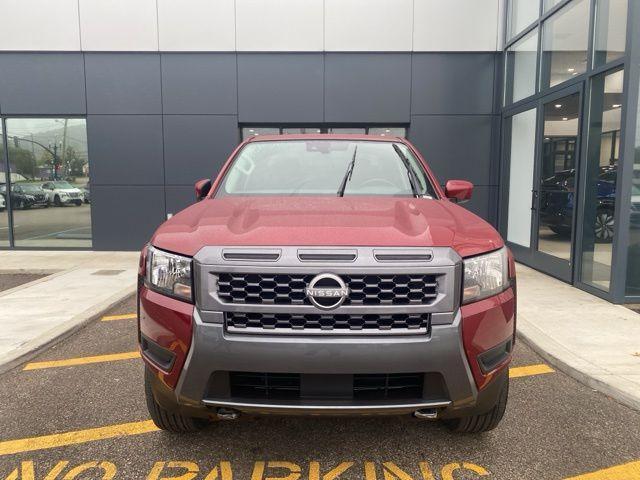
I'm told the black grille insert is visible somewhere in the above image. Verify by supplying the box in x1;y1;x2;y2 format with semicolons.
216;273;438;305
353;373;424;400
230;372;300;399
226;312;430;332
228;372;424;401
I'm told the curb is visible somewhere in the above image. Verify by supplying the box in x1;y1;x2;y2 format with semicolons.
516;320;640;412
0;284;136;375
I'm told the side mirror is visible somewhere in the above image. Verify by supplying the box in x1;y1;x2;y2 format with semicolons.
194;178;212;201
444;180;473;203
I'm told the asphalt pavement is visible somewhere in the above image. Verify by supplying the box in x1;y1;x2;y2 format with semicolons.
0;274;46;292
0;295;639;480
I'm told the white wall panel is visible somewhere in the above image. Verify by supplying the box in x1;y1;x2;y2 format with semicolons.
236;0;323;51
413;0;500;51
158;0;235;51
325;0;413;51
0;0;81;51
79;0;158;51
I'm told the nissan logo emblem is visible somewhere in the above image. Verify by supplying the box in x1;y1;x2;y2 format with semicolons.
305;273;350;311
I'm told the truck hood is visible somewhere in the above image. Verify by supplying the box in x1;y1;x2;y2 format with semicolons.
151;196;503;258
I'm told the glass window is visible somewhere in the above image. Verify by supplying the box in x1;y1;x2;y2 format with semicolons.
593;0;628;67
216;140;437;198
505;28;539;104
537;92;580;261
627;74;640;296
580;69;624;291
508;0;540;39
543;0;564;12
540;0;590;89
241;127;280;140
0;122;8;247
368;127;407;137
507;108;537;247
5;118;91;248
281;127;322;134
328;128;366;134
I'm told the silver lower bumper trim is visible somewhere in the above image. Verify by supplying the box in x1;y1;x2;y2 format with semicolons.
201;399;452;415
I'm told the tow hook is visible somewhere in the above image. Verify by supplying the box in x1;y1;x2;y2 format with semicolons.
413;408;439;420
216;408;240;420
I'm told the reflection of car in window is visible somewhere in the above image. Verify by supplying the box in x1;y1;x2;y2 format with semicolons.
41;181;84;207
0;193;5;212
0;184;36;210
13;183;49;208
539;166;617;243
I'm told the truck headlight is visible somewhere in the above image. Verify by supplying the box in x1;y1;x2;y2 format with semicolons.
462;247;509;304
145;245;193;302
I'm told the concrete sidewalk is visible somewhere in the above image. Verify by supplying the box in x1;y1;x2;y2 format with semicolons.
0;251;138;373
516;263;640;410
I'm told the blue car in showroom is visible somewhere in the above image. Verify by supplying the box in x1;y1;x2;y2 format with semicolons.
539;166;617;243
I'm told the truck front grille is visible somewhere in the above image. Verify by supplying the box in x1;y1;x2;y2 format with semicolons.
216;273;438;306
225;312;430;333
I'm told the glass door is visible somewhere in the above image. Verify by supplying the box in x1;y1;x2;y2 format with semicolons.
532;86;583;281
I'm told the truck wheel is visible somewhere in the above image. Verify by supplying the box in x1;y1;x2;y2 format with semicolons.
144;367;207;433
444;375;509;433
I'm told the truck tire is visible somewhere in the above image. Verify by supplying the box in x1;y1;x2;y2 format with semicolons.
444;375;509;433
144;367;208;433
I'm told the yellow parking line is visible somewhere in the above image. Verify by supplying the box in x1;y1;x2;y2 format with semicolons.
0;420;159;456
564;460;640;479
509;363;555;378
22;351;141;371
101;313;136;321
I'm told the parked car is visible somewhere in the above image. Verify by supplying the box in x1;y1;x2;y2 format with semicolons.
13;183;49;208
41;181;83;206
82;182;91;204
139;134;516;434
0;184;36;209
539;166;617;243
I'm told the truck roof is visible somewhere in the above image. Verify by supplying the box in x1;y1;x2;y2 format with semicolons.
245;133;405;143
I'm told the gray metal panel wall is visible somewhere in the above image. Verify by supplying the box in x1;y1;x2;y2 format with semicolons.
324;53;412;123
0;53;86;114
411;53;495;115
85;53;162;114
237;53;324;123
0;51;501;250
163;115;239;185
161;53;237;114
88;115;165;186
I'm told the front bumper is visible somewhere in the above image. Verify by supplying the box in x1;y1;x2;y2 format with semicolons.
141;294;514;419
177;309;475;416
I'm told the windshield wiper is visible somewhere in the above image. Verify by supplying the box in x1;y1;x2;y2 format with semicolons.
337;146;358;197
392;144;420;198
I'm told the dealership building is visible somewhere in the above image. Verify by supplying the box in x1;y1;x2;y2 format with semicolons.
0;0;638;303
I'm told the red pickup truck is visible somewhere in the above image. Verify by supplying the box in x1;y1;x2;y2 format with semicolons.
138;134;516;434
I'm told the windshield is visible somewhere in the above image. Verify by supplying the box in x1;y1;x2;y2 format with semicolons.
216;140;437;198
19;184;42;192
53;181;74;189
